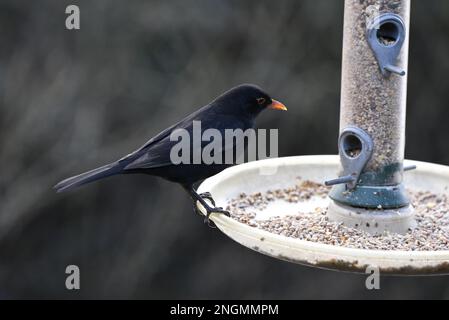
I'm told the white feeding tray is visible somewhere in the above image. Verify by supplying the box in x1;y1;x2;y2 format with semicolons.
197;155;449;275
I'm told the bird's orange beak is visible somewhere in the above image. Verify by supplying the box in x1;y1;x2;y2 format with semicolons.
269;99;287;111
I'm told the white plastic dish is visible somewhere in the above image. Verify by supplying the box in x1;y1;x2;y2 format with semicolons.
197;155;449;275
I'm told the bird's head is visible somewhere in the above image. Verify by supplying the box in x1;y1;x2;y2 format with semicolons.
213;84;287;119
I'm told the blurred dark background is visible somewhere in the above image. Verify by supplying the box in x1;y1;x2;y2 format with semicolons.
0;0;449;299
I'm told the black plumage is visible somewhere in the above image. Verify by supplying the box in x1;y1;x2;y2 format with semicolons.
54;84;286;224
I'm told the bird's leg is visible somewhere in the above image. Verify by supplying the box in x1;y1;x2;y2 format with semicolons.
198;192;215;207
183;186;230;228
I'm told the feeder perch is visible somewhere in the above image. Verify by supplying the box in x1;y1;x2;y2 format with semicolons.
196;0;449;275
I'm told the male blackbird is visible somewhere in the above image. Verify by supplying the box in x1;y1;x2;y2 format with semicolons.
54;84;287;225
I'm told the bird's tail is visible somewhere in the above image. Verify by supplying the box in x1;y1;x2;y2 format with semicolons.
53;163;122;193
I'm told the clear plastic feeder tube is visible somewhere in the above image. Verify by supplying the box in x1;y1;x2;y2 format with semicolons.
329;0;411;210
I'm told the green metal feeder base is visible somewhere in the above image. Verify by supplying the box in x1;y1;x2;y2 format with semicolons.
329;183;410;210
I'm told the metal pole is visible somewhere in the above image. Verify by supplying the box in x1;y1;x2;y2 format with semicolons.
326;0;415;234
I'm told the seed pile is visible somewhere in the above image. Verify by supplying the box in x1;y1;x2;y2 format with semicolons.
227;180;449;252
377;33;397;47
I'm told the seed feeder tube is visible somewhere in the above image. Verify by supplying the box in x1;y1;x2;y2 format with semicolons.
325;0;416;234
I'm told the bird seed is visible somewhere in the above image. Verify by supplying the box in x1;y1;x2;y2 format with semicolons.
226;180;449;252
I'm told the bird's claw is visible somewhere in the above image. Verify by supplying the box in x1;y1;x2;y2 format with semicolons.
199;192;216;206
203;207;231;228
192;192;216;216
190;190;230;228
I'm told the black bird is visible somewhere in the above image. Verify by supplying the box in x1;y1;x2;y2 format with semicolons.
54;84;287;224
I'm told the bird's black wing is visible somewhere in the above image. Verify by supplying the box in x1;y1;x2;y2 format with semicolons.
123;120;194;169
123;114;251;170
118;103;213;164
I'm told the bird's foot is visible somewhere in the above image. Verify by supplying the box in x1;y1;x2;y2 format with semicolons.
203;206;231;228
194;193;230;228
199;192;215;207
192;192;215;216
187;188;230;228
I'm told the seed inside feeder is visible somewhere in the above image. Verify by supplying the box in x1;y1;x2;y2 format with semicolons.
377;22;399;46
341;0;409;177
227;180;449;252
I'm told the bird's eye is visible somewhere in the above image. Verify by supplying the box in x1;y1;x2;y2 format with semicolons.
257;98;266;105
